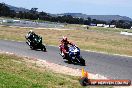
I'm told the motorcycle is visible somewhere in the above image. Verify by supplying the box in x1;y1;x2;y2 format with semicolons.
60;45;85;66
25;35;46;52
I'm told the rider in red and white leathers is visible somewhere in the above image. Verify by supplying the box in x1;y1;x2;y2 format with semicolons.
59;36;74;59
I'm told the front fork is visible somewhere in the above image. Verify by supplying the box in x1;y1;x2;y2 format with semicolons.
70;54;81;62
26;41;30;46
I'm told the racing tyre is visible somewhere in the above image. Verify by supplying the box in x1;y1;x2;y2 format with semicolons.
41;45;47;52
67;56;72;64
30;46;35;50
79;57;85;66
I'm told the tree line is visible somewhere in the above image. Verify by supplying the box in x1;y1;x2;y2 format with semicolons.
0;3;132;29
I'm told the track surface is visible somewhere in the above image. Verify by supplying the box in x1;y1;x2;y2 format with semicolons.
0;40;132;80
2;22;64;28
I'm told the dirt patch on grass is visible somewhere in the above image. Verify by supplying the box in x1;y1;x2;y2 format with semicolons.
25;58;108;79
0;51;107;80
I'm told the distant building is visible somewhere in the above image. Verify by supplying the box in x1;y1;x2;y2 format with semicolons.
109;25;116;28
104;25;109;28
2;20;7;23
13;20;20;23
120;31;132;36
97;24;104;27
2;19;14;23
90;23;96;26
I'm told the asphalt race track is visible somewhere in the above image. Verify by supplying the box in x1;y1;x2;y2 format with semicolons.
2;22;64;28
0;39;132;80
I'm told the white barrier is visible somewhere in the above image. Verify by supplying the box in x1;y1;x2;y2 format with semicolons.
120;31;132;35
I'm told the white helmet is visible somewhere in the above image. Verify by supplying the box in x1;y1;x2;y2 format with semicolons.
29;30;33;33
62;36;67;41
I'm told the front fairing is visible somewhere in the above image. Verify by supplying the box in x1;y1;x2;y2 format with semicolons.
34;36;42;44
69;46;80;57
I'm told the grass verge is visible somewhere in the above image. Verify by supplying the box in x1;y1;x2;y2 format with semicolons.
0;53;81;88
0;53;113;88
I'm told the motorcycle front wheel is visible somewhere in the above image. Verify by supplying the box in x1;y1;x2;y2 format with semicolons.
41;44;47;52
79;57;85;66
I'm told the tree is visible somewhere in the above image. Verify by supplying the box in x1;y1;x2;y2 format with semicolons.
0;3;11;16
1;2;131;29
28;8;39;20
110;20;116;25
30;8;38;14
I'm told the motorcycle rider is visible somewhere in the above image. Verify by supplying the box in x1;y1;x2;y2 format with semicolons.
59;36;74;59
26;30;38;46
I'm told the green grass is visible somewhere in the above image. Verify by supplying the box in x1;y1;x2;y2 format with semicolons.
0;54;113;88
0;54;80;88
64;24;86;29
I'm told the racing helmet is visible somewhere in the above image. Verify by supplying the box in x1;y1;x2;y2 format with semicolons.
29;30;35;34
29;30;33;33
62;36;67;42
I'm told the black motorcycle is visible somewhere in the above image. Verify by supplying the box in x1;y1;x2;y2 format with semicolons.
25;35;46;52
